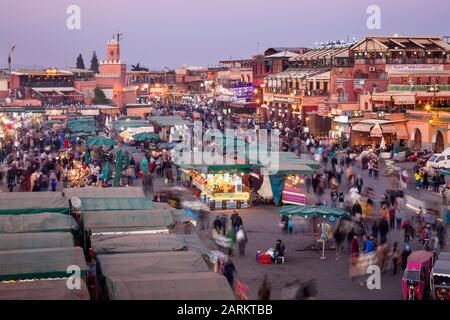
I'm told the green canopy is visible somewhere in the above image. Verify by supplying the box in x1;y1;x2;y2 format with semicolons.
278;205;349;219
113;120;149;131
0;213;78;234
178;163;254;174
0;233;74;251
118;115;141;121
81;210;175;234
133;132;160;142
84;149;91;165
86;136;118;147
149;115;192;127
80;198;156;211
437;169;450;176
46;120;64;125
103;161;111;181
69;132;91;138
124;151;130;169
0;247;87;281
0;193;70;215
113;150;123;187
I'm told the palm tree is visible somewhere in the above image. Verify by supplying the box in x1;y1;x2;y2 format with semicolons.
131;63;149;71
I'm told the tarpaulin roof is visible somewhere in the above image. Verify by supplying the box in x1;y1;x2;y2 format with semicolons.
0;193;69;215
0;213;78;234
262;163;315;175
149;116;192;127
81;198;156;211
179;163;254;174
0;279;90;300
0;232;74;251
97;251;209;278
91;233;209;256
63;187;145;199
0;247;87;281
82;210;175;234
105;272;235;300
278;205;349;219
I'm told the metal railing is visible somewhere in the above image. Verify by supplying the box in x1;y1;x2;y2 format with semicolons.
388;84;450;92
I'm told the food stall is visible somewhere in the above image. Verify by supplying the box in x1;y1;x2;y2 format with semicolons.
180;164;253;210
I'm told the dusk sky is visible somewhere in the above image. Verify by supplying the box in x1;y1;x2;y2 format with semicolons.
1;0;449;70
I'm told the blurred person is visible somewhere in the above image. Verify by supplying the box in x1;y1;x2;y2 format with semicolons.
257;275;271;300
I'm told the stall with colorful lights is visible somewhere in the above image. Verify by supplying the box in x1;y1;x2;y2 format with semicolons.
179;164;253;210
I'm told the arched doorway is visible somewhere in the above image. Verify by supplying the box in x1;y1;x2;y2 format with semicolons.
413;128;422;150
433;130;445;153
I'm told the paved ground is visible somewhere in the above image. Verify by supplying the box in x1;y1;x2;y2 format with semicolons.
2;150;448;300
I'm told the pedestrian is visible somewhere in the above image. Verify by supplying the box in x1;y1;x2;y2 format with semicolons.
223;259;236;287
390;242;400;275
415;170;422;190
389;206;395;230
351;235;360;264
334;225;344;259
330;189;338;208
257;275;271;300
379;218;389;245
305;174;312;194
230;210;243;234
394;196;404;230
338;189;344;209
236;226;247;256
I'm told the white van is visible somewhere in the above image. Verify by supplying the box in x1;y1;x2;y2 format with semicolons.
427;148;450;169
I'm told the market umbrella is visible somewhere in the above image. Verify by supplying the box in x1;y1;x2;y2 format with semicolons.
124;151;130;169
113;150;123;187
103;161;111;181
278;205;349;251
84;148;91;165
86;136;118;147
133;132;160;142
69;132;91;138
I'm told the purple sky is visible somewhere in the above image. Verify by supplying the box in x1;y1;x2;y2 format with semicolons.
1;0;449;70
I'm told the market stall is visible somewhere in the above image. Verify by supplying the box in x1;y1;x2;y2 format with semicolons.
0;193;70;215
79;197;156;212
0;232;74;251
0;279;90;300
89;233;209;256
81;210;175;236
0;213;78;234
278;205;349;251
63;186;145;199
0;247;87;281
104;272;235;300
180;164;253;210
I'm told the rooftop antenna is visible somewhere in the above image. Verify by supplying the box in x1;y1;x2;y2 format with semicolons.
8;45;16;72
257;41;260;55
115;32;123;42
444;36;450;44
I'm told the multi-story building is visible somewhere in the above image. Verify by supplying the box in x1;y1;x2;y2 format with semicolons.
351;36;450;151
263;43;352;127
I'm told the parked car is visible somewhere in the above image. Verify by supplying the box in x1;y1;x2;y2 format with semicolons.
427;148;450;169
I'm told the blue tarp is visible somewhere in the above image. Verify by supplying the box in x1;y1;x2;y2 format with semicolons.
269;175;286;206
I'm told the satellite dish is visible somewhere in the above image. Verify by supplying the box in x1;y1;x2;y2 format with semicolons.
5;97;11;104
71;196;82;209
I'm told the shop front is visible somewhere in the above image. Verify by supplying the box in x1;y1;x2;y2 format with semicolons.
180;164;252;210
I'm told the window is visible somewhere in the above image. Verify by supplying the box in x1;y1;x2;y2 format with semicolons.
447;155;450;160
437;156;445;162
323;82;328;92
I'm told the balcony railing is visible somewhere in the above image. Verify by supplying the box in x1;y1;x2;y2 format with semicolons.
355;57;448;65
388;84;450;92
